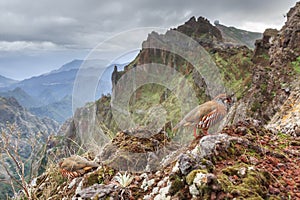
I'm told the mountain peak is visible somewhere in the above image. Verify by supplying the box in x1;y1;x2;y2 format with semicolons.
50;59;83;74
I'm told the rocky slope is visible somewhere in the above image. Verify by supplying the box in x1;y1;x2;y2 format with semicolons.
0;97;59;134
17;2;300;199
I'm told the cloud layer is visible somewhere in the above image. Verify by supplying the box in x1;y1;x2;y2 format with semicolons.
0;0;297;50
0;0;298;79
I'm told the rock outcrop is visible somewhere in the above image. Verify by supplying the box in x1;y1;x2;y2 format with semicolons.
228;2;300;125
176;16;223;47
270;2;300;67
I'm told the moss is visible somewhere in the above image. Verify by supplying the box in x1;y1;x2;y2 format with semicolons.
186;169;208;185
169;174;185;195
199;158;214;172
218;163;271;199
260;83;267;94
82;166;115;187
260;53;270;60
86;172;101;186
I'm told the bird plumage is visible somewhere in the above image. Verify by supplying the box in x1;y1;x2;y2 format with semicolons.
59;155;99;178
173;94;233;137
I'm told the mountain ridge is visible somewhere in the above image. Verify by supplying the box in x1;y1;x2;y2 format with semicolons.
0;75;18;88
215;22;262;49
0;60;128;123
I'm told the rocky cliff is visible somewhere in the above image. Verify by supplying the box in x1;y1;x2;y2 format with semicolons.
18;2;300;200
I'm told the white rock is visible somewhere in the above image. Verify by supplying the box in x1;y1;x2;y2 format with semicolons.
141;178;155;191
189;184;200;196
193;172;207;187
171;161;180;173
152;186;159;194
238;167;247;177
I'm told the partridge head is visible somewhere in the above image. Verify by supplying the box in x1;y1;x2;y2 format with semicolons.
58;155;99;178
173;93;233;137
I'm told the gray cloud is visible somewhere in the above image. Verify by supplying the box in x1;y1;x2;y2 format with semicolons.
0;0;297;48
0;0;298;79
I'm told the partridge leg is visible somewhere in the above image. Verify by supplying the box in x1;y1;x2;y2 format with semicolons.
193;127;198;138
203;129;208;135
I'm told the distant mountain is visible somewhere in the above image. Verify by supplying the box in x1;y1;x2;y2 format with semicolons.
49;59;83;73
214;22;262;49
0;87;40;107
4;59;127;105
29;95;72;124
49;59;106;74
10;67;77;105
0;60;128;123
0;96;59;135
0;75;18;88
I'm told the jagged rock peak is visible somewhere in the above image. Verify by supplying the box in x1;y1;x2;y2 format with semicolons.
176;16;223;43
184;16;211;26
185;16;196;24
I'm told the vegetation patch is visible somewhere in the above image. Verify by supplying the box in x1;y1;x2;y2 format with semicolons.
291;56;300;74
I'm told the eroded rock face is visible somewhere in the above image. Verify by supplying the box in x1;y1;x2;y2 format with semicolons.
228;3;300;125
270;2;300;67
267;88;300;136
252;28;278;65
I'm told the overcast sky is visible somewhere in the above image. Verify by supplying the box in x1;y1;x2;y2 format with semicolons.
0;0;298;80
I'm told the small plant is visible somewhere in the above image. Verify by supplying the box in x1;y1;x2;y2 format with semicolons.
291;56;300;74
113;172;134;187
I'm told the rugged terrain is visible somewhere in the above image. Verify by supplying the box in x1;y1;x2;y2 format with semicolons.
12;2;300;200
0;97;59;199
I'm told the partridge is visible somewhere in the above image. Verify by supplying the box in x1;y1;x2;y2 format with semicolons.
173;94;233;137
58;155;99;178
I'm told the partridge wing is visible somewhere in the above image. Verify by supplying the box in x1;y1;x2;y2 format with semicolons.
173;101;218;129
61;156;98;171
198;104;227;129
